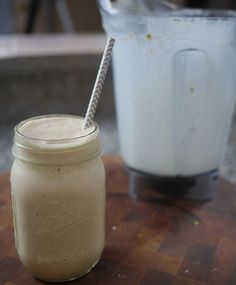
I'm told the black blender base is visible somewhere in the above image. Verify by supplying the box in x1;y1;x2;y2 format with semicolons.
128;167;219;201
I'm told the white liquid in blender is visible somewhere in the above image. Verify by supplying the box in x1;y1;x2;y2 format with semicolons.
112;15;236;176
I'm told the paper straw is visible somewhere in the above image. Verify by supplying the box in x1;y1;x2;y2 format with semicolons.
82;37;115;130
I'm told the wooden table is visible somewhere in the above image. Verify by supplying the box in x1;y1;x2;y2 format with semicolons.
1;156;236;285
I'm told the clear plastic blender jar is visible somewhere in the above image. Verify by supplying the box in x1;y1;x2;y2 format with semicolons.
98;0;236;199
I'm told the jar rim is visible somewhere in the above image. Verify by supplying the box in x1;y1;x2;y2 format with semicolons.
15;114;97;145
13;115;101;164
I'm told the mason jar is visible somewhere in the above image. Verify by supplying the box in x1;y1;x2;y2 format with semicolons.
10;115;106;282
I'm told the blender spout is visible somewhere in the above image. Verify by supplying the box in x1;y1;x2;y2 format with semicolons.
97;0;178;16
96;0;114;14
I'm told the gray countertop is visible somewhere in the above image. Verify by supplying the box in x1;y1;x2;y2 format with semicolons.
0;52;119;171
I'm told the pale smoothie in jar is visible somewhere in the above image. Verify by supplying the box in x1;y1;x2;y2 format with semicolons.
10;115;106;282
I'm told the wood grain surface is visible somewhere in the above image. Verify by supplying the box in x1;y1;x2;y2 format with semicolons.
0;155;236;285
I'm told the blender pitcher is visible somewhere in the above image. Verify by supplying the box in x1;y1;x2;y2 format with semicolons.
97;0;236;200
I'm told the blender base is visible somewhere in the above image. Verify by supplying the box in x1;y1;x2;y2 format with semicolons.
128;167;219;201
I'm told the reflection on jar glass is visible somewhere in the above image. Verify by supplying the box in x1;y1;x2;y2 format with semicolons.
10;115;106;282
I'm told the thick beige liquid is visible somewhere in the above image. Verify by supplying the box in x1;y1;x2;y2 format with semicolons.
11;116;105;282
19;116;93;140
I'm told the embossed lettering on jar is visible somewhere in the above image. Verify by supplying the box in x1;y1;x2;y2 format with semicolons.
10;115;106;282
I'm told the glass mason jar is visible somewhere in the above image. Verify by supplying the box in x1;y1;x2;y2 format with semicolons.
10;115;106;282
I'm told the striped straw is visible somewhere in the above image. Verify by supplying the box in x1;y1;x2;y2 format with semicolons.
82;37;115;130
